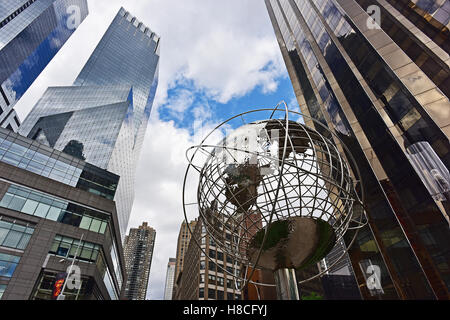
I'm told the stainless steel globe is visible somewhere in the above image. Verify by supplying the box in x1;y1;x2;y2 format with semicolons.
182;102;367;298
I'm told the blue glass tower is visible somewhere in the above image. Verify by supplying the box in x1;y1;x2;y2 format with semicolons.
19;7;161;237
0;0;89;131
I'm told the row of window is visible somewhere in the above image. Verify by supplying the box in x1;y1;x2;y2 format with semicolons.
277;0;352;136
0;184;109;234
50;235;121;300
354;0;449;98
0;217;34;250
0;252;20;279
0;136;83;185
103;267;119;300
0;0;37;29
110;242;123;290
0;131;118;200
32;271;93;301
384;0;450;53
49;235;101;263
276;0;447;297
199;287;241;300
268;0;404;299
203;260;237;274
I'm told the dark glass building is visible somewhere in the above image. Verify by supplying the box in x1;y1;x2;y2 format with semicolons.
265;0;450;299
0;0;88;130
19;7;160;237
0;127;126;300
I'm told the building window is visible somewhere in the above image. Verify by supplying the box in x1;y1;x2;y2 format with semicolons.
110;242;123;290
209;249;216;259
0;131;118;200
208;274;216;285
31;270;95;300
0;217;34;250
0;284;6;299
103;267;119;300
208;261;216;272
217;251;223;261
217;290;224;300
0;185;108;234
200;261;205;270
49;235;100;263
216;262;224;273
199;287;204;298
208;288;215;300
0;253;20;278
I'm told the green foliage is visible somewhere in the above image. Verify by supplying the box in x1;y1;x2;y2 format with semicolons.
301;292;323;300
250;220;290;251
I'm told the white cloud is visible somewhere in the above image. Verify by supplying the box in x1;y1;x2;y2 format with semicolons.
163;88;195;121
11;0;288;300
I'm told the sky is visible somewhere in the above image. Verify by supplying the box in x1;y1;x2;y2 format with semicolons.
13;0;298;300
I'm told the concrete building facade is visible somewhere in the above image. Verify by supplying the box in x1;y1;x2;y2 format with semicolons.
0;127;126;300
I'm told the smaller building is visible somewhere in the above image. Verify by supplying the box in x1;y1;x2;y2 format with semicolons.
164;258;176;300
176;220;243;300
123;222;156;300
173;219;197;298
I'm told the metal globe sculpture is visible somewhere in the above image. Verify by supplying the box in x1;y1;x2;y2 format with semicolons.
183;102;367;299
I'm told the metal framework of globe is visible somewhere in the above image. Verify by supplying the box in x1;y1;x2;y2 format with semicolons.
182;102;367;297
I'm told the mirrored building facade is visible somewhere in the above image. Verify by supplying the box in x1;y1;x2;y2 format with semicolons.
265;0;450;299
0;0;88;130
19;8;160;237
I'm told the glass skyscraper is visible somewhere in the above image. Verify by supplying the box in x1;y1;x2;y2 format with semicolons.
265;0;449;299
0;0;88;130
19;7;160;237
